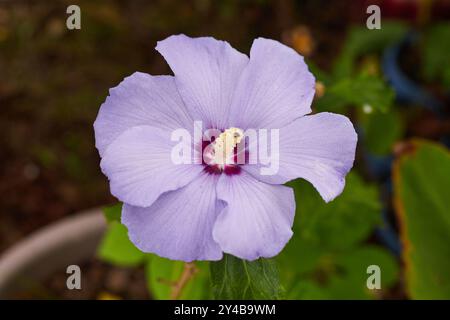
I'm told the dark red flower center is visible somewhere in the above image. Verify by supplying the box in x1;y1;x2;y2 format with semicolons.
201;128;248;176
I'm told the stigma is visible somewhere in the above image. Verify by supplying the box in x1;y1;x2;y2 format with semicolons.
212;127;244;169
202;127;244;174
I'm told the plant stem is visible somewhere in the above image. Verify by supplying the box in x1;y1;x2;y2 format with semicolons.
170;262;198;299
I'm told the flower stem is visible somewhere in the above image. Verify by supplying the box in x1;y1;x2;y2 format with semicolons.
170;262;198;299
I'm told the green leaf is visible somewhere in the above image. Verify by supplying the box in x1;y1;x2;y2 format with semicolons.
359;109;404;155
329;246;399;299
145;256;210;300
316;73;395;113
283;246;398;300
97;221;146;267
393;140;450;299
210;254;282;299
98;203;146;266
277;240;324;286
314;87;349;113
103;203;122;223
287;280;329;299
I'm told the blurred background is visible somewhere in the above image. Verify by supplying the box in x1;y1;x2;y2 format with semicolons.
0;0;449;299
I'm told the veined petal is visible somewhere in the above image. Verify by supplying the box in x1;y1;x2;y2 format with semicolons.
156;34;249;129
243;112;357;202
122;173;223;262
100;125;202;207
213;172;295;261
94;72;193;157
228;38;315;129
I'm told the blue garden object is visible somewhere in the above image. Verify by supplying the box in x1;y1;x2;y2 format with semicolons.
382;32;445;116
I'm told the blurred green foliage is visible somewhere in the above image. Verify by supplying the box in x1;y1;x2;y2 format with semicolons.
314;65;402;155
359;109;404;155
102;203;123;223
313;22;410;156
277;173;399;299
288;173;382;250
316;72;395;113
422;23;450;89
98;221;147;267
394;141;450;299
98;204;146;266
332;21;408;79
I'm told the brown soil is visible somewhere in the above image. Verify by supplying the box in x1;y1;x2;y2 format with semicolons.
7;259;150;300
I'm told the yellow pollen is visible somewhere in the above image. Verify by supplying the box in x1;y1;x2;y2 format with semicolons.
212;127;244;167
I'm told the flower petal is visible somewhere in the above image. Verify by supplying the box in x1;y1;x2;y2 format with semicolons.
156;34;249;129
94;72;193;157
122;173;223;262
228;38;315;129
100;125;203;207
213;172;295;261
243;112;357;202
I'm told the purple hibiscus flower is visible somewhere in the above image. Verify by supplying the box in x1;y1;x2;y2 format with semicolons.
94;35;357;262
